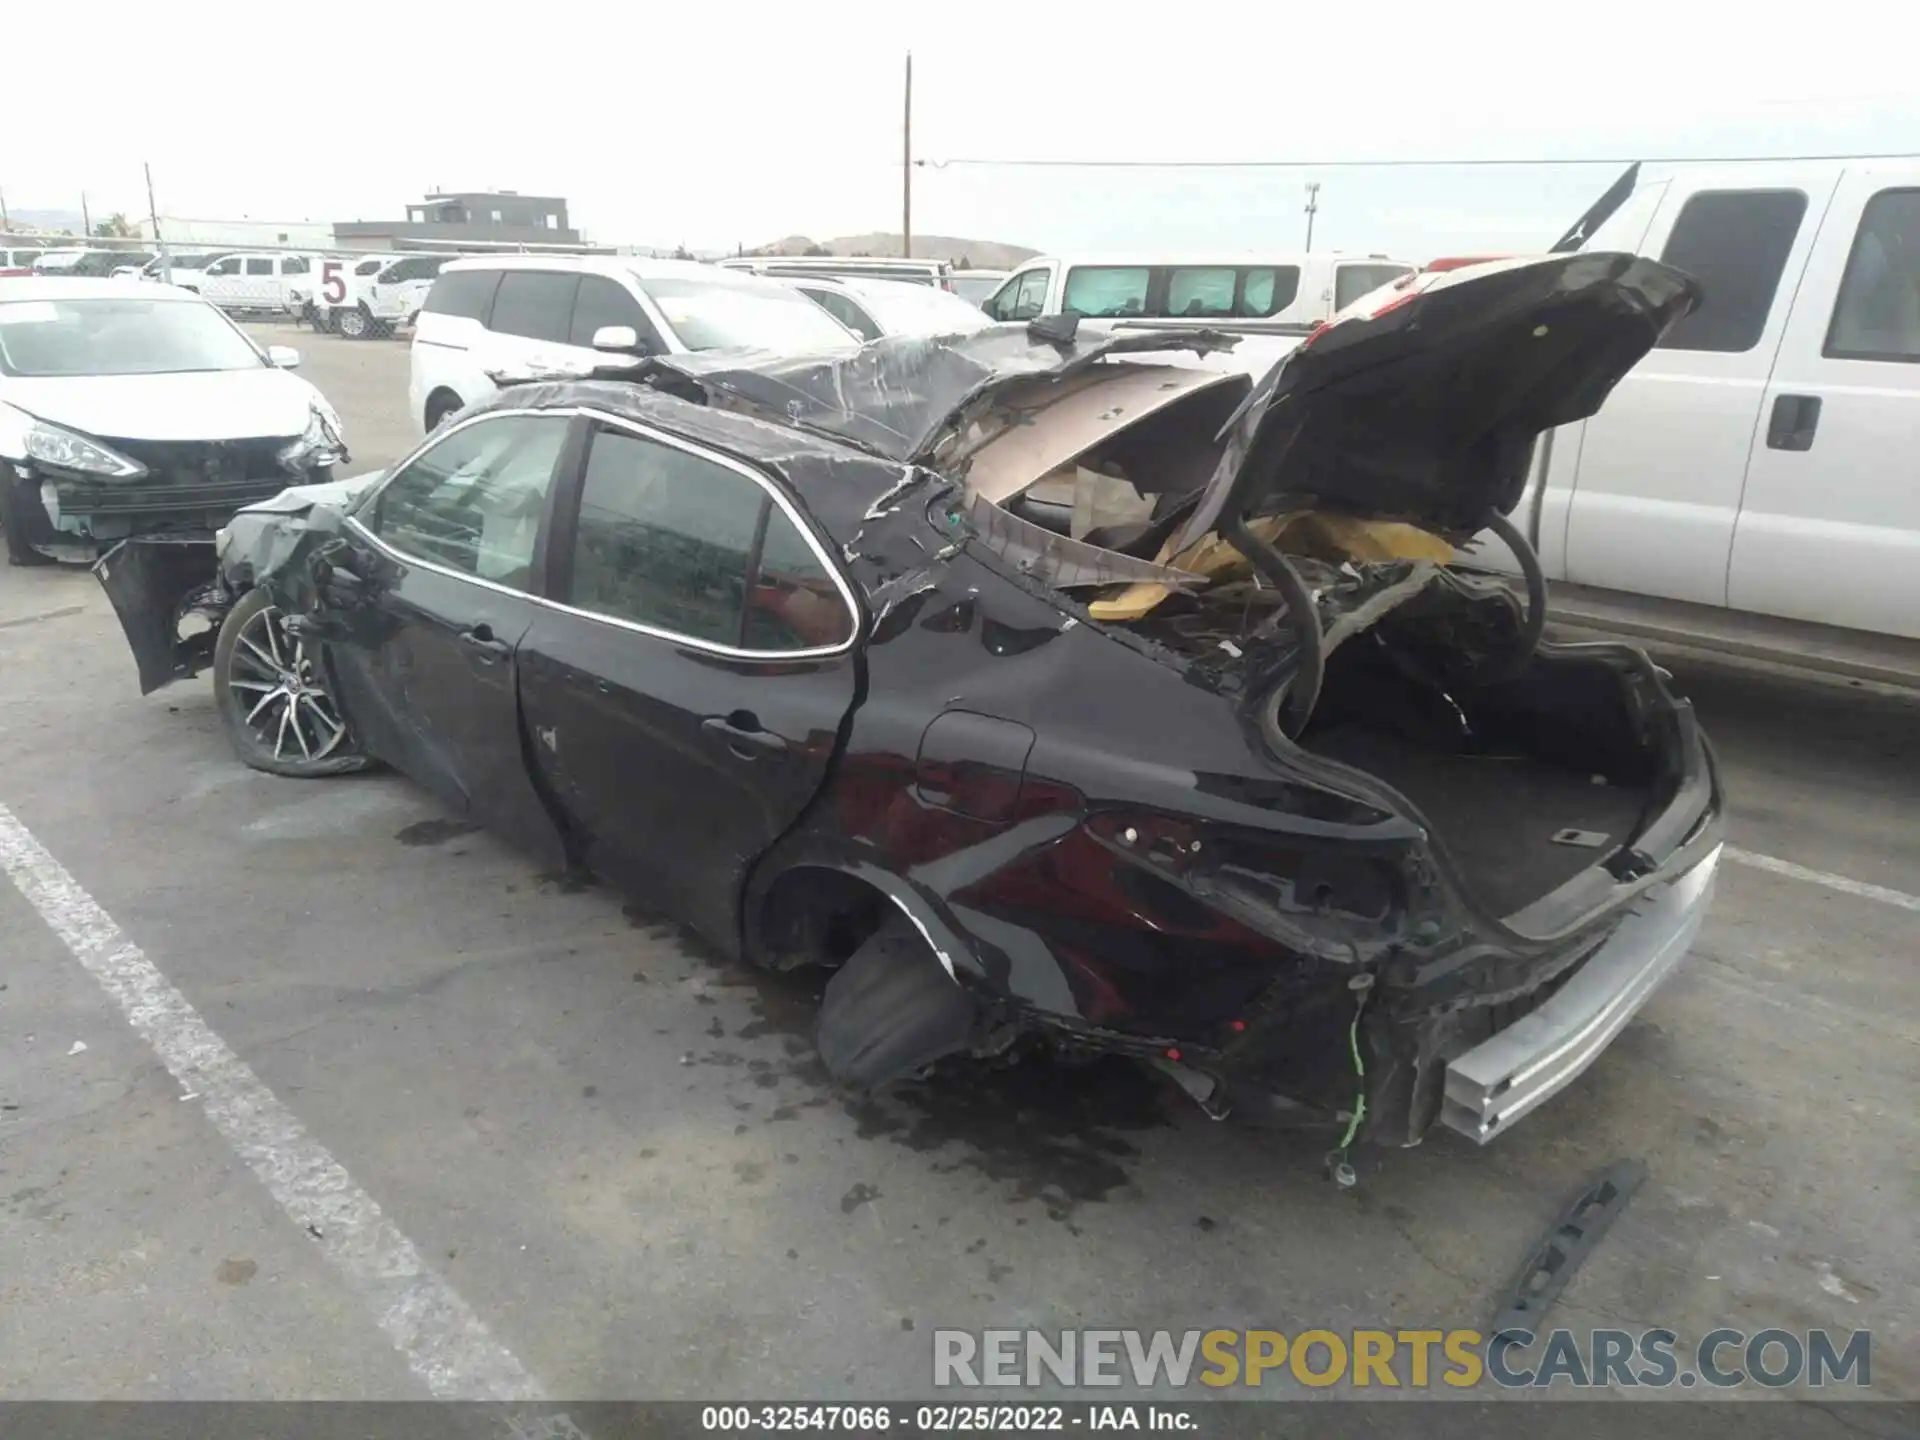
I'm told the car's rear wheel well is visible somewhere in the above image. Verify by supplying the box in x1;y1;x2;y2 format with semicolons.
751;867;894;972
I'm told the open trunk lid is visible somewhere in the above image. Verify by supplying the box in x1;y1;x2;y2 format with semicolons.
1172;252;1701;547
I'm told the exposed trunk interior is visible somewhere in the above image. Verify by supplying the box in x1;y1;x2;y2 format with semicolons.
1297;622;1669;918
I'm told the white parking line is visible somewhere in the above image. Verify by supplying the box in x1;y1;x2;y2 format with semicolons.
1727;846;1920;914
0;800;545;1401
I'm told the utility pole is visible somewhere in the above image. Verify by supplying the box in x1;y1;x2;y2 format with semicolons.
1303;181;1321;249
901;51;913;260
144;162;167;280
0;185;10;233
81;191;92;238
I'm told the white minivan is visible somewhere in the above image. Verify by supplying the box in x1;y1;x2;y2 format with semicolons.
197;252;322;314
408;255;860;433
1467;158;1920;678
980;253;1415;331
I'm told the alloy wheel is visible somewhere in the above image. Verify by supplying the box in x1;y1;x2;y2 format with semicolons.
225;602;349;763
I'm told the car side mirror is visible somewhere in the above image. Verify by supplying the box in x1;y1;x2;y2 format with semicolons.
591;324;648;355
266;345;301;369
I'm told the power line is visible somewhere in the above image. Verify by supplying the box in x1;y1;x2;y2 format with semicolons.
913;150;1920;171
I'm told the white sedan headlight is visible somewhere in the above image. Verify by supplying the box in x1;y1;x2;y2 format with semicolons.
22;420;147;480
278;402;347;471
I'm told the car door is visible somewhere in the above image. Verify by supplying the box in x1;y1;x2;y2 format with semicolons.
277;254;310;309
1560;170;1839;605
517;414;861;949
314;409;578;867
200;254;242;305
480;269;585;384
237;254;277;308
984;265;1053;321
1728;169;1920;637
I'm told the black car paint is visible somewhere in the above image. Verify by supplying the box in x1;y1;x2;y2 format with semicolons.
107;255;1721;1146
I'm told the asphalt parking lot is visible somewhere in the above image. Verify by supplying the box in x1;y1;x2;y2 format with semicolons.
1;322;1916;1404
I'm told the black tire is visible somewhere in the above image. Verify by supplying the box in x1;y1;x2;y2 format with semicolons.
213;588;371;778
338;304;373;340
424;392;463;432
0;477;57;567
815;919;978;1089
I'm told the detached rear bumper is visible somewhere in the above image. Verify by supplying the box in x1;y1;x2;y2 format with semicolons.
1441;844;1721;1143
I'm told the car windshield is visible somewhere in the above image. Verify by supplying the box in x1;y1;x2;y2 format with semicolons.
639;275;857;353
853;282;995;335
0;296;267;377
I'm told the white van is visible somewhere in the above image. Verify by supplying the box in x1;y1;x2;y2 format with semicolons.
197;252;322;314
1467;158;1920;684
407;254;858;433
980;253;1415;331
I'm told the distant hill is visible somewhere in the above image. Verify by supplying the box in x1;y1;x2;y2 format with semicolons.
2;208;86;237
749;232;1039;270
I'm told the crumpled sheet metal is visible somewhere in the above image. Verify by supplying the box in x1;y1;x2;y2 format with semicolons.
622;323;1240;464
965;492;1201;594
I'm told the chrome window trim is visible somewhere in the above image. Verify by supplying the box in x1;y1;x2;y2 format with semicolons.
344;404;863;663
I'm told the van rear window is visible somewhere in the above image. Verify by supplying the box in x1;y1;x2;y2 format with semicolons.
423;268;502;323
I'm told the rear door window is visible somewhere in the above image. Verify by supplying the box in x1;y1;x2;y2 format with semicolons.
244;257;274;277
1166;267;1236;318
566;425;852;652
1063;266;1150;317
1656;190;1808;353
1825;188;1920;362
424;268;501;322
487;271;580;343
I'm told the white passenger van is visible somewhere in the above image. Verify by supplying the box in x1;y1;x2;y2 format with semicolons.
979;253;1415;331
1468;158;1920;684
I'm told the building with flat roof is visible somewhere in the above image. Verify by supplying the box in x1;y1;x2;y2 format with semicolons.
334;191;584;251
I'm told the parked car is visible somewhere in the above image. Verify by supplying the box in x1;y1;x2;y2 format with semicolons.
0;247;47;277
33;248;147;279
0;278;346;573
948;268;1009;306
407;255;859;434
982;252;1416;334
98;253;1722;1159
197;252;323;315
718;255;955;289
1460;158;1920;686
136;252;223;292
302;252;454;338
786;273;994;339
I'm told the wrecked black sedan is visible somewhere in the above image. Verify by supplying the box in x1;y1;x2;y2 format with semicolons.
101;251;1723;1161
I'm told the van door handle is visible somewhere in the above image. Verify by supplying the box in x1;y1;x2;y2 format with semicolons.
1766;393;1822;451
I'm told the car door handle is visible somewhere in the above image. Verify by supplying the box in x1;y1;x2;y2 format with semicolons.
702;712;788;757
459;623;512;659
1766;393;1822;451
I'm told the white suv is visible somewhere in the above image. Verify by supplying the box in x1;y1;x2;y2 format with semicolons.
407;255;859;433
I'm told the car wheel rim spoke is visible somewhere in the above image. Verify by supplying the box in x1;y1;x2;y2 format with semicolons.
235;603;349;763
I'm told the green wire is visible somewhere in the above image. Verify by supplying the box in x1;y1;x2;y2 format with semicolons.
1335;989;1368;1153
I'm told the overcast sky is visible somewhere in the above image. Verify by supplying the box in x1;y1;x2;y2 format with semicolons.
8;0;1918;259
